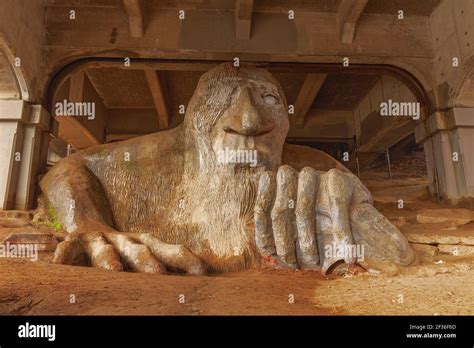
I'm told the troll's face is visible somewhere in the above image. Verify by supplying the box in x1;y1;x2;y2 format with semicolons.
184;63;289;172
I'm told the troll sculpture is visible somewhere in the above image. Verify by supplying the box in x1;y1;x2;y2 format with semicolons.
40;63;415;275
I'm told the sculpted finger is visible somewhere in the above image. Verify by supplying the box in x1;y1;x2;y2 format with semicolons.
270;165;298;268
53;238;88;266
345;172;373;205
80;232;123;271
139;234;206;275
317;169;355;274
254;171;277;256
105;233;166;274
350;203;416;267
295;167;320;269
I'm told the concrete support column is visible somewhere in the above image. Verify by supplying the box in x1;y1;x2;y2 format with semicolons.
0;100;52;210
415;108;474;206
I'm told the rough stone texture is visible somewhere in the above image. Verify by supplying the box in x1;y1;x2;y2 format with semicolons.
0;218;30;229
0;211;59;253
439;244;474;256
39;64;415;275
1;233;58;252
417;208;474;225
403;223;474;246
411;243;439;261
0;210;32;220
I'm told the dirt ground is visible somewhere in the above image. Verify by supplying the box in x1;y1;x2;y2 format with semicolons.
1;165;474;315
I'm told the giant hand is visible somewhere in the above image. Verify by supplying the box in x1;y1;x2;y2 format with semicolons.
255;166;416;274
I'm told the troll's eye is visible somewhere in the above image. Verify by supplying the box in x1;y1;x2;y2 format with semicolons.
262;93;279;106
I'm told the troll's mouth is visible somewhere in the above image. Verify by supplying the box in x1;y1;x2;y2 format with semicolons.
222;124;275;137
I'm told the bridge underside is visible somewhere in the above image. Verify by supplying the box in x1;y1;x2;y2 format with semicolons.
0;0;474;209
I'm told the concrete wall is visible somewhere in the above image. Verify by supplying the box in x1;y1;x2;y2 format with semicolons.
352;74;419;167
0;0;46;103
430;0;474;108
288;109;353;141
415;108;474;206
0;101;51;210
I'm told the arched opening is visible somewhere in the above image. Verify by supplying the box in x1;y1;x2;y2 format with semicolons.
0;34;29;101
43;58;431;171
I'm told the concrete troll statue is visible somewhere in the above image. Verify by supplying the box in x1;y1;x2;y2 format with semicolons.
40;63;416;276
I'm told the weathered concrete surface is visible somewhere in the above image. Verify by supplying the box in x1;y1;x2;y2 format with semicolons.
0;0;46;102
0;101;52;210
416;108;474;205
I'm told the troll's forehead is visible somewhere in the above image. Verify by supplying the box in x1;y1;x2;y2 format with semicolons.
199;63;280;87
186;63;285;132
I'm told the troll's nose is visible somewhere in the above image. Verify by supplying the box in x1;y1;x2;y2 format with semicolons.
223;87;275;136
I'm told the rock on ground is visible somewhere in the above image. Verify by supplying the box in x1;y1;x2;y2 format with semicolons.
417;208;474;225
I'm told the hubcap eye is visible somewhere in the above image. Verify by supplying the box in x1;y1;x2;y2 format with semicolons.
262;93;279;106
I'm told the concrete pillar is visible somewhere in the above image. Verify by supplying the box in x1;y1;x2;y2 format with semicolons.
415;108;474;206
0;100;52;210
0;100;26;210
